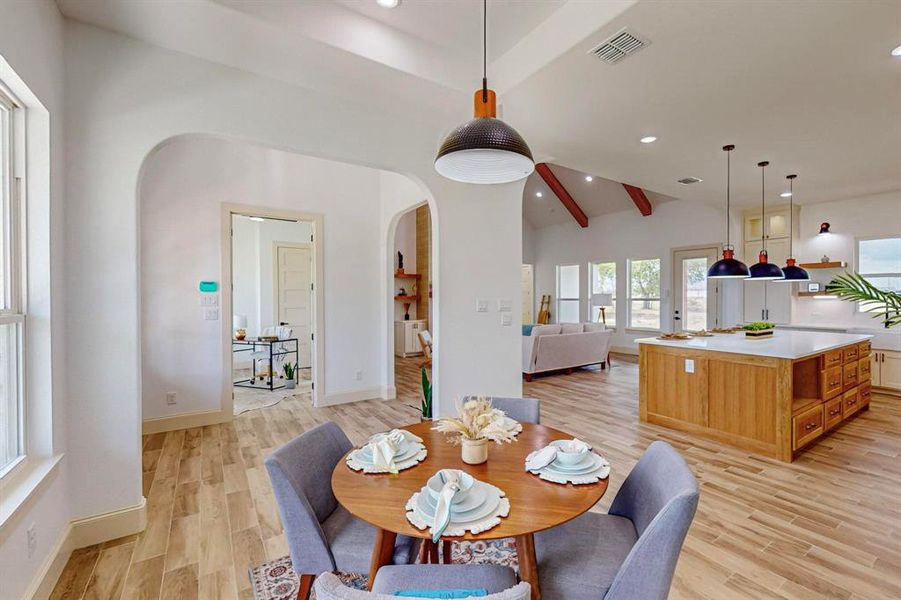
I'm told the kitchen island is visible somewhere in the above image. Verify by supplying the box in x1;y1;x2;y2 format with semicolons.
637;330;873;462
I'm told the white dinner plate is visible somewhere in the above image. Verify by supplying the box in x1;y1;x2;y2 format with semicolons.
423;482;488;514
545;453;606;475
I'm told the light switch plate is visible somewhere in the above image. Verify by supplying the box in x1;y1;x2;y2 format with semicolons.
685;359;694;373
497;299;513;312
501;313;512;326
476;299;489;313
200;294;219;306
203;307;220;321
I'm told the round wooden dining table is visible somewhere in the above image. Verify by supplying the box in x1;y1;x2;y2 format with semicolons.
331;421;609;600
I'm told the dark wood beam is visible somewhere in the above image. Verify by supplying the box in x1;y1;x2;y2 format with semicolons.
535;163;589;228
622;184;653;216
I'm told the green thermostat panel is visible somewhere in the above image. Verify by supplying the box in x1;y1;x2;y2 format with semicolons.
199;281;218;293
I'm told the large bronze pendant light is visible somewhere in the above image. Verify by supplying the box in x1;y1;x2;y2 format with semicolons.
434;0;534;184
776;174;810;282
747;161;785;280
708;144;751;278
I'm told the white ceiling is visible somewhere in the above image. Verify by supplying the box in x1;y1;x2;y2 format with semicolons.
57;0;901;217
523;163;675;228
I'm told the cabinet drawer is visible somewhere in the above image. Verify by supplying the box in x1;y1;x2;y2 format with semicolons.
843;362;858;390
822;366;843;399
857;341;871;358
824;397;843;431
858;358;871;383
843;345;859;364
842;388;860;417
859;384;871;408
823;349;843;368
793;404;824;450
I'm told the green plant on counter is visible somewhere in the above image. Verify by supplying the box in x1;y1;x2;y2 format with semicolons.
826;271;901;329
420;367;432;420
742;321;775;331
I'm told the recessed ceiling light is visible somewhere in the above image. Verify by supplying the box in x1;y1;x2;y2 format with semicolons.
376;0;400;7
640;136;657;144
780;192;792;198
585;175;594;182
249;216;265;222
536;191;543;198
892;44;901;57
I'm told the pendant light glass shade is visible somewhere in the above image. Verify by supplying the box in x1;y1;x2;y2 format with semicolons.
708;144;751;278
748;161;784;280
434;0;534;184
776;174;809;282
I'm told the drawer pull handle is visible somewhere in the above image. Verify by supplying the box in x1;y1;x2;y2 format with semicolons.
829;409;841;416
805;423;817;431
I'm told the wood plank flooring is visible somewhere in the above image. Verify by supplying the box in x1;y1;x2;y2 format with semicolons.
52;355;901;600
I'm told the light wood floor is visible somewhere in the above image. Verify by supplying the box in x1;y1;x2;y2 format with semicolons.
52;355;901;600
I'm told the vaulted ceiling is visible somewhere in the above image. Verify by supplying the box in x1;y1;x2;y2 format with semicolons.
58;0;901;218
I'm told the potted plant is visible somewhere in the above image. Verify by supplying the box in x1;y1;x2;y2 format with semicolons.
420;367;432;421
282;362;297;389
742;321;775;337
826;272;900;329
433;397;516;465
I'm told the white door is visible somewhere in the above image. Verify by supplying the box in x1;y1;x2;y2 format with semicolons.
521;264;534;324
276;243;313;368
672;247;719;332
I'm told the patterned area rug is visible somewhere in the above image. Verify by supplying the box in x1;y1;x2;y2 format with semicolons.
249;539;518;600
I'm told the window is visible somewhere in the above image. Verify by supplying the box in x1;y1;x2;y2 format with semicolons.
589;261;616;327
555;264;580;323
0;87;23;476
628;258;661;330
857;236;901;311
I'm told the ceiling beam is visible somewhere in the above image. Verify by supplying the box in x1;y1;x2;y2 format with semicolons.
622;184;653;216
535;163;589;228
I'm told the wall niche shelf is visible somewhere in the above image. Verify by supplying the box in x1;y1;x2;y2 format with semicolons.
799;261;847;269
797;291;836;298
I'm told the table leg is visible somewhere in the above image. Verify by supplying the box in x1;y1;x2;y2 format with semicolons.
368;528;397;590
442;540;452;564
515;534;541;600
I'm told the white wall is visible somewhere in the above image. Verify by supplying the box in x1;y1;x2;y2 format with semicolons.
532;200;744;351
232;216;261;337
0;1;69;598
141;136;391;419
64;21;523;532
393;209;418;320
792;190;901;331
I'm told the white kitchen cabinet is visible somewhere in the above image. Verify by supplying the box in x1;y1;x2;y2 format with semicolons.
742;278;791;324
395;319;427;358
742;208;794;325
873;350;901;392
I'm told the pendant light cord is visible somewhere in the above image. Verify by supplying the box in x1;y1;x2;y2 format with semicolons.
726;149;731;247
482;0;488;103
760;162;767;254
788;177;793;257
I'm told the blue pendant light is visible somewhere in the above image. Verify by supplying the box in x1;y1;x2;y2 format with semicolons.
708;144;751;278
748;161;785;280
777;174;810;282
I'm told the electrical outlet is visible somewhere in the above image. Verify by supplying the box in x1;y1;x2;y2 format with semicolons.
500;313;512;326
497;299;513;312
355;370;363;381
475;299;489;313
27;523;36;558
200;294;219;306
166;392;177;405
203;307;220;320
685;359;695;374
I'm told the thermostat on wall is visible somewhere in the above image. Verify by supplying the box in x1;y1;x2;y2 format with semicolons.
199;281;219;293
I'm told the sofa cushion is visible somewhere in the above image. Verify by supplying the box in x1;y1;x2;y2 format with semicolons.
521;324;535;337
559;323;584;334
582;322;608;332
530;325;561;337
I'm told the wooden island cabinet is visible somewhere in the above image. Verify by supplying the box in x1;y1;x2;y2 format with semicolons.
638;331;873;462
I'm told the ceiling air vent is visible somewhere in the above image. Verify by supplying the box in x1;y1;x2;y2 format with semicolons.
677;177;703;185
588;28;649;64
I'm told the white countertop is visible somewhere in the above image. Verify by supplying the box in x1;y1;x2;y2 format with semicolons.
637;329;873;360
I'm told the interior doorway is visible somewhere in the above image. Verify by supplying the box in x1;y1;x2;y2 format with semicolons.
672;246;719;332
230;213;316;414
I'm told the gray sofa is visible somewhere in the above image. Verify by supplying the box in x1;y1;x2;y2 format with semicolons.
522;323;613;380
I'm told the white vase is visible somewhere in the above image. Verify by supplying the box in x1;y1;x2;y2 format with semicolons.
461;437;488;465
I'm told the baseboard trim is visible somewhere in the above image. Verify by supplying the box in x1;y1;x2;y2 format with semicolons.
26;499;147;599
611;346;638;356
319;386;386;407
383;385;397;400
143;409;231;435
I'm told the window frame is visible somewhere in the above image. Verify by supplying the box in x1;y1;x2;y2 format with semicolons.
626;257;662;332
855;235;901;315
0;84;26;481
555;263;581;324
588;260;617;330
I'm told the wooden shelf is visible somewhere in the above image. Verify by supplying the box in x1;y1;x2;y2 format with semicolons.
797;291;835;297
394;295;418;301
394;273;421;279
798;261;846;269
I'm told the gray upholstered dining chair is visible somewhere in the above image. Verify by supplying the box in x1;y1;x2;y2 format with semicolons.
314;567;531;599
265;422;418;600
534;441;699;600
464;396;541;424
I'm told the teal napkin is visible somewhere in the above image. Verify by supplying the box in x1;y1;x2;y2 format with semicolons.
394;590;488;598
